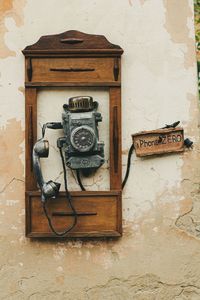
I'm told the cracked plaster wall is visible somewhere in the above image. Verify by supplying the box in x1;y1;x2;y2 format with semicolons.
0;0;200;299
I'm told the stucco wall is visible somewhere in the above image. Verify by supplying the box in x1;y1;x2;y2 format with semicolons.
0;0;200;299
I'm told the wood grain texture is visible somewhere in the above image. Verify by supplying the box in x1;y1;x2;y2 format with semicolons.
25;82;121;87
27;58;32;81
113;57;120;81
109;87;122;190
25;88;38;236
26;191;122;238
25;57;121;83
25;88;37;190
22;30;123;56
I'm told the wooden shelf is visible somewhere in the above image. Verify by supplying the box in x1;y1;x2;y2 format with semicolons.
26;190;122;238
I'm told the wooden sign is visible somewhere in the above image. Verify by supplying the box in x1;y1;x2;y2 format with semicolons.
132;127;184;157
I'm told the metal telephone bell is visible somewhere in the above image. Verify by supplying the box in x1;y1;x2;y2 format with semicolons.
32;96;105;235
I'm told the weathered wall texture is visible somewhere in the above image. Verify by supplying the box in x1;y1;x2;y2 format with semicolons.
0;0;199;299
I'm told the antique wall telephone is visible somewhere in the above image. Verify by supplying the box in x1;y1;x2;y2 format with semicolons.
23;31;193;238
33;96;105;236
23;30;123;238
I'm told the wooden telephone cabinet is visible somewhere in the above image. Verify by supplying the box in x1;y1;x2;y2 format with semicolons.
23;30;123;237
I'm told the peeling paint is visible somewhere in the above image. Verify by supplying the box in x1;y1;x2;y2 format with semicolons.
0;119;24;235
140;0;146;5
18;86;25;95
0;0;26;58
175;89;200;238
86;274;200;300
163;0;196;69
128;0;133;6
0;0;199;298
128;0;146;6
0;118;24;193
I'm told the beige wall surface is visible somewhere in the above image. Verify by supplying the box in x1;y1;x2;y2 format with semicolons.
0;0;200;299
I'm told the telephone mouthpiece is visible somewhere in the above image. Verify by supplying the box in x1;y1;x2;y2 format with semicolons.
42;181;61;199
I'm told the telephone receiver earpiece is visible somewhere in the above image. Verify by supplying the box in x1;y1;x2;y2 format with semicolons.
33;139;61;201
33;139;49;157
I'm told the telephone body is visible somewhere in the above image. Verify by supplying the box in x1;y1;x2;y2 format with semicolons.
32;96;105;235
62;96;104;172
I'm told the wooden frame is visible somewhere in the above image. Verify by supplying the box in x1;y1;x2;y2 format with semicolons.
23;30;123;238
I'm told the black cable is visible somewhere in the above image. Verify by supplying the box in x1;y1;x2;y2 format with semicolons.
122;144;134;190
122;121;180;189
41;122;135;232
42;123;47;138
76;170;86;191
42;148;77;236
41;123;77;236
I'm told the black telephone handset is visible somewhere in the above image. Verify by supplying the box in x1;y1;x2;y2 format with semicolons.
33;133;61;202
33;96;105;236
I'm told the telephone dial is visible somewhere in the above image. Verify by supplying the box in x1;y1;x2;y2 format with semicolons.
33;96;105;236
